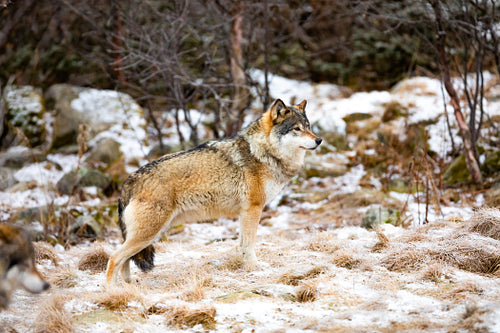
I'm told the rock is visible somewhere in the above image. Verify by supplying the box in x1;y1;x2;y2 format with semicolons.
46;84;143;150
69;216;102;242
0;167;17;190
57;167;111;195
0;147;46;168
303;152;348;178
85;138;122;167
443;155;470;186
482;150;500;177
387;177;411;193
3;85;46;147
16;206;50;224
361;207;400;229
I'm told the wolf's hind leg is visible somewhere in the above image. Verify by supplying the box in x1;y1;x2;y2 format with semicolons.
120;259;131;283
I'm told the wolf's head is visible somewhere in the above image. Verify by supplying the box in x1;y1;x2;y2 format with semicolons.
0;224;50;309
264;99;322;156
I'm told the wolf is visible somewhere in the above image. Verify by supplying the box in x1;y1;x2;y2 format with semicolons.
106;99;322;284
0;223;50;309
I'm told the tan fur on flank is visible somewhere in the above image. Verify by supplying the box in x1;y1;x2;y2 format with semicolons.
106;99;322;284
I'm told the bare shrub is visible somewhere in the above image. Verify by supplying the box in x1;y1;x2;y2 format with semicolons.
33;295;74;333
466;208;500;241
77;244;110;273
166;305;216;330
34;241;59;266
97;286;142;311
279;266;326;286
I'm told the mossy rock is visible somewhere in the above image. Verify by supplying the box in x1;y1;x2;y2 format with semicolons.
4;86;46;147
482;150;500;176
443;155;470;186
56;167;111;195
387;177;411;193
361;207;400;229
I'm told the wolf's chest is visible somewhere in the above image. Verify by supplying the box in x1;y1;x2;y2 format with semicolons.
264;179;286;204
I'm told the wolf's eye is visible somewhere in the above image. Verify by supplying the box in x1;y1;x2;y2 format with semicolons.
294;126;301;131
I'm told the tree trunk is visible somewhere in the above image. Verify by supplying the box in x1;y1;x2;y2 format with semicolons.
227;4;248;136
431;0;483;184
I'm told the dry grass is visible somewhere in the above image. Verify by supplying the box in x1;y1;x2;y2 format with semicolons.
466;207;500;240
50;268;79;289
372;229;390;252
166;305;216;330
296;282;318;303
34;241;59;266
306;232;342;253
332;249;363;269
77;244;110;273
278;266;326;286
448;303;491;333
97;286;142;311
420;261;449;283
32;295;74;333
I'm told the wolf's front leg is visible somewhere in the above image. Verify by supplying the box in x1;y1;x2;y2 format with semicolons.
239;205;263;269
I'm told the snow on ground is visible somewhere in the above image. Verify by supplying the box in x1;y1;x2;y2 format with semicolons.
1;72;500;332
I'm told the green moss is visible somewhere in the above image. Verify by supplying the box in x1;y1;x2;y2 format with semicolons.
443;155;470;186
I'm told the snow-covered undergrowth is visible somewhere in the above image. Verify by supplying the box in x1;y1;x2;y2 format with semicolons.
1;72;500;332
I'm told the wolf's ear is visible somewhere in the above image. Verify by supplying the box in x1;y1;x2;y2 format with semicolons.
270;99;288;121
295;100;307;113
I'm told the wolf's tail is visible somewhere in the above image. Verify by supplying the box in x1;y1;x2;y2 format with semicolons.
117;198;155;272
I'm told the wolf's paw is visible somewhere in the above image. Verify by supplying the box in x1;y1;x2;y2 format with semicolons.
243;259;269;271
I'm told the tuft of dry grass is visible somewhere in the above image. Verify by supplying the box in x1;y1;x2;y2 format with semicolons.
77;244;110;273
166;305;216;330
296;283;318;303
332;249;363;269
420;261;449;283
445;282;484;301
466;207;500;240
32;295;74;333
279;266;326;286
306;232;342;253
372;229;390;252
50;269;79;289
448;303;491;333
382;229;500;275
34;241;59;266
97;286;142;311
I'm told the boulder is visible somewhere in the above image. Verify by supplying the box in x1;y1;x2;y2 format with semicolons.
0;147;46;168
443;155;470;186
0;167;17;190
46;84;143;150
361;206;400;229
85;138;122;167
3;85;46;147
69;216;102;243
57;167;111;195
